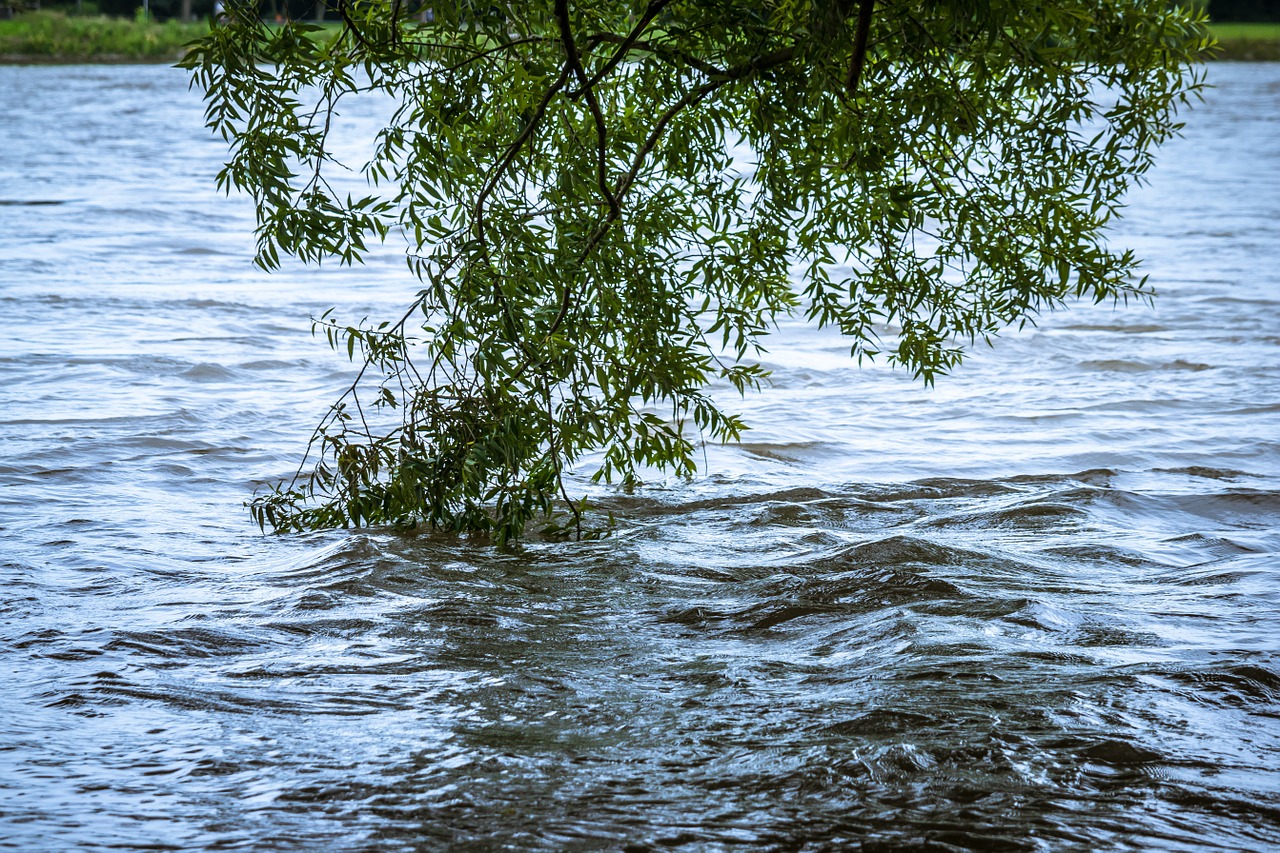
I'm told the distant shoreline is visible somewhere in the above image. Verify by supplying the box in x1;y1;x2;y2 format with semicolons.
0;53;188;64
0;12;207;64
1;14;1278;65
1211;23;1280;61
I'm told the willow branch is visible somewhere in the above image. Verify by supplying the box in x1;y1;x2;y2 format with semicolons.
540;45;800;343
555;0;619;218
567;0;673;98
443;36;552;73
845;0;876;95
334;0;371;52
473;64;573;238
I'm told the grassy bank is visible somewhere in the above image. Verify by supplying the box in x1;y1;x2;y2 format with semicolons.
3;11;1280;64
0;11;207;62
1209;22;1280;61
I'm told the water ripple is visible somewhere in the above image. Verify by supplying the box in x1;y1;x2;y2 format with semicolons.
1;62;1279;852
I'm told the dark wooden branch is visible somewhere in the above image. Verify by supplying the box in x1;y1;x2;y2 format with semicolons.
539;45;800;343
334;0;371;52
443;36;550;73
567;0;673;99
555;0;619;218
583;33;726;79
473;64;573;238
845;0;876;95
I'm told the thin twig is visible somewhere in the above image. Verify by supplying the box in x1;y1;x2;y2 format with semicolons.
586;33;726;79
536;45;799;352
567;0;673;98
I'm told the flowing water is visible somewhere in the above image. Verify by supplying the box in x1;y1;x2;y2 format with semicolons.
1;63;1278;851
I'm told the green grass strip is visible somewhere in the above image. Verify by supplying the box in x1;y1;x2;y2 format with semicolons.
4;12;1280;64
1209;22;1280;61
0;11;208;62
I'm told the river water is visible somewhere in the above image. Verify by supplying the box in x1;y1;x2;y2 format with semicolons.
0;63;1277;851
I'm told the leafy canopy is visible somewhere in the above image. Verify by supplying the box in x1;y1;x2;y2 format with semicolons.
182;0;1210;543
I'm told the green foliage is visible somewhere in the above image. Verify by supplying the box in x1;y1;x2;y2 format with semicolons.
1209;22;1280;59
0;10;206;58
182;0;1209;544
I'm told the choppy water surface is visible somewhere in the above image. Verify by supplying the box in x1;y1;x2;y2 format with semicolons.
1;63;1278;851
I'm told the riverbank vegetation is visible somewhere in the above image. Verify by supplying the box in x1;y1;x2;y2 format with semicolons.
1210;22;1280;60
0;10;206;61
3;8;1278;64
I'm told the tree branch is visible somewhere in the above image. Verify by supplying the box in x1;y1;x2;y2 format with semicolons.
567;0;673;98
540;45;800;343
473;64;573;239
555;0;620;218
334;0;371;52
584;33;726;79
845;0;876;95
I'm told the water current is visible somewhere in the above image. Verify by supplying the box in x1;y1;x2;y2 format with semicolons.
1;63;1278;851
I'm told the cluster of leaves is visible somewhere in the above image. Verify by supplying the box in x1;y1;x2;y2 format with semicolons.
182;0;1210;544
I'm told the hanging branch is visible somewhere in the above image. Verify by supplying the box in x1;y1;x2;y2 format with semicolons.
846;0;876;95
567;0;674;98
555;0;620;218
334;0;372;51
